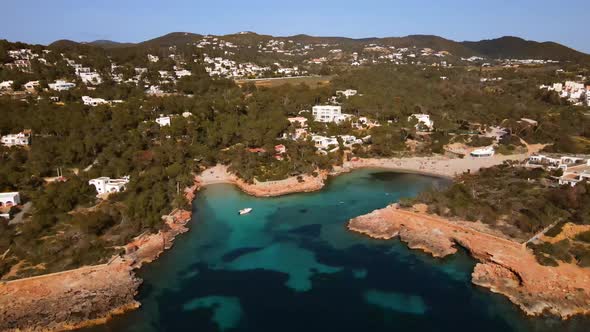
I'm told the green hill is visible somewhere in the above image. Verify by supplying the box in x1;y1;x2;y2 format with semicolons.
44;32;590;63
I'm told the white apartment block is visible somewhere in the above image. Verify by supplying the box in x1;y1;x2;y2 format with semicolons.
89;176;130;196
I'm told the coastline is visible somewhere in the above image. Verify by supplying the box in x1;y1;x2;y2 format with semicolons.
347;204;590;319
0;202;195;331
195;152;525;197
0;153;538;331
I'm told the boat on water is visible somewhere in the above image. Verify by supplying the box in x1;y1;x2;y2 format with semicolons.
239;208;253;215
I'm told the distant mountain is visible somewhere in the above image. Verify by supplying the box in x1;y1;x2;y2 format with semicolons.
461;36;590;62
48;32;590;63
138;32;203;48
48;39;83;49
87;40;135;49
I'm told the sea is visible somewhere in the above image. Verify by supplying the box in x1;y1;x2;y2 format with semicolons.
86;169;590;332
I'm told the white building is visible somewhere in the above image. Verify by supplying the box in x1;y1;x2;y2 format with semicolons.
89;176;130;196
1;131;30;147
311;135;339;149
49;80;76;91
82;96;108;107
527;154;586;171
336;89;358;98
146;85;164;95
338;135;363;147
470;146;495;158
0;81;13;90
156;115;171;127
24;81;40;91
78;72;102;85
409;114;434;131
312;105;341;122
148;54;160;62
311;105;353;123
0;192;20;207
175;69;192;78
557;161;590;187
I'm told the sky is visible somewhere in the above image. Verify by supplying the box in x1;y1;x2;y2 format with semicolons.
1;0;589;53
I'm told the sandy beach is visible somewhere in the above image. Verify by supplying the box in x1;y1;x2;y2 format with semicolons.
196;164;328;197
196;151;530;198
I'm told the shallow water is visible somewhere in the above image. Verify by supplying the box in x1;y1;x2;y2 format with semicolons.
87;170;590;332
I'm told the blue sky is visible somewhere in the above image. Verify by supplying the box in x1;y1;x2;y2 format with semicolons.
2;0;589;53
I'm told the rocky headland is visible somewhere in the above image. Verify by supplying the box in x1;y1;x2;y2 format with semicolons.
348;204;590;318
0;208;193;331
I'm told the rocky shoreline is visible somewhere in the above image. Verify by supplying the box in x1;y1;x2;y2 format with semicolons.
0;207;193;332
347;204;590;319
0;155;561;331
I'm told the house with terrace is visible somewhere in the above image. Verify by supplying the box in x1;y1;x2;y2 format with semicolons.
557;161;590;187
89;176;130;196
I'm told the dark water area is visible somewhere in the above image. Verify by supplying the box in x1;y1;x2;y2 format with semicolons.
86;170;590;332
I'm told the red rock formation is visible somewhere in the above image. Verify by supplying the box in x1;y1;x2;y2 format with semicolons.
348;205;590;318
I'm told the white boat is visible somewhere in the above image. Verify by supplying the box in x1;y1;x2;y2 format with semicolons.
238;208;253;215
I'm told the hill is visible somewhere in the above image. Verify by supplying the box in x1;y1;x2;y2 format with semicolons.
461;36;590;62
138;32;203;48
87;40;136;49
47;32;590;63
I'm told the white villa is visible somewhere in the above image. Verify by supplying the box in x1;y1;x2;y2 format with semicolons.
89;176;130;196
1;131;30;147
557;161;590;187
0;192;20;207
311;135;339;150
82;96;108;107
470;146;495;157
527;154;586;171
156;115;171;127
49;80;76;91
409;114;434;131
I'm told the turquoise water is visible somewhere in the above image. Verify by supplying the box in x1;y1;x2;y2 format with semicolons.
87;170;590;332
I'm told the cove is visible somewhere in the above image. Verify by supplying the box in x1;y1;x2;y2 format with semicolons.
86;169;590;332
